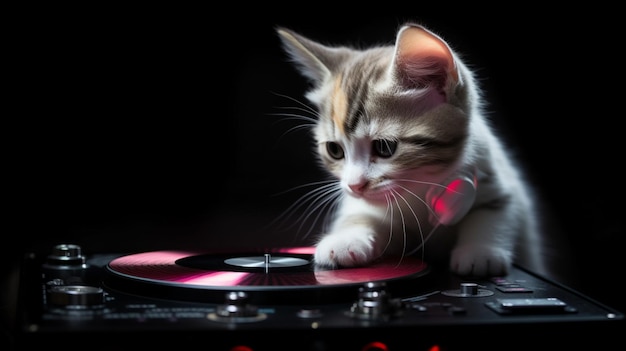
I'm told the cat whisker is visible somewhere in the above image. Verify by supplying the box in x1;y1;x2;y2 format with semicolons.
382;193;396;258
293;185;343;239
394;183;443;256
395;183;440;222
271;92;319;116
268;180;341;240
404;223;441;259
267;112;317;126
395;178;446;188
271;179;336;197
396;178;466;195
267;93;320;143
386;191;408;267
267;112;316;142
390;188;430;266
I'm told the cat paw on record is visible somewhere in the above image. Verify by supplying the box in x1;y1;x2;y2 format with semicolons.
313;227;380;268
276;22;546;278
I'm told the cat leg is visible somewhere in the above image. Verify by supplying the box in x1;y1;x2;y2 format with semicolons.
449;207;518;276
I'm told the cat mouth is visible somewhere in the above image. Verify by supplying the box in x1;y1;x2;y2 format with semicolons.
346;184;394;203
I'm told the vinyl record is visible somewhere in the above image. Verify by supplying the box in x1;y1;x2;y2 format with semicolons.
103;247;430;304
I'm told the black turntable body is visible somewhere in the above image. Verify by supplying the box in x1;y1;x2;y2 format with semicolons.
12;243;624;351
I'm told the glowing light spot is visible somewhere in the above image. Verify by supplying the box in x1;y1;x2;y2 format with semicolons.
428;174;475;226
434;178;464;214
361;341;389;351
229;346;253;351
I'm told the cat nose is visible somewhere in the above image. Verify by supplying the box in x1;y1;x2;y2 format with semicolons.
348;180;369;194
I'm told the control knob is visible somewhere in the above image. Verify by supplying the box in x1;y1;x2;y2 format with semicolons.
207;291;267;323
346;281;403;320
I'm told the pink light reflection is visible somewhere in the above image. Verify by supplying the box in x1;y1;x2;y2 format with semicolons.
178;271;249;286
276;246;316;255
433;178;463;215
109;251;265;287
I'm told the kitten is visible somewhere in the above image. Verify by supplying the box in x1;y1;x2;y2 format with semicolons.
275;23;546;277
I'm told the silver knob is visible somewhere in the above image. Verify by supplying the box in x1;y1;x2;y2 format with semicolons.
460;283;479;295
45;244;87;267
208;291;267;323
346;281;403;320
442;282;494;297
47;285;104;307
216;291;259;318
42;244;89;282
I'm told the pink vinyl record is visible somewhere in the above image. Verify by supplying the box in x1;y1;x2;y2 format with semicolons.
106;247;428;289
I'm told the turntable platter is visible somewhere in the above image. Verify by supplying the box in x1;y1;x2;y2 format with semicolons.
104;247;429;304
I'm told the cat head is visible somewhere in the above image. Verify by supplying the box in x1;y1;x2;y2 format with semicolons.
277;23;479;204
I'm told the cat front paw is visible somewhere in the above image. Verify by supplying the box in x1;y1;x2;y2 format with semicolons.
314;230;377;268
449;245;512;276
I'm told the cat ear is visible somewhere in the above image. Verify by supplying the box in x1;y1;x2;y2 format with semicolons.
393;24;459;92
276;27;351;85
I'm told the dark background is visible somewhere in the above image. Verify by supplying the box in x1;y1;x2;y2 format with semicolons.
4;5;624;347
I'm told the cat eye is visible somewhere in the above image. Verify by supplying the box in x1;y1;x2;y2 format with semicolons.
326;142;345;160
372;139;397;158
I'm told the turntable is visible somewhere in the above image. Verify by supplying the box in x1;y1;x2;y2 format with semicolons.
15;244;624;351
